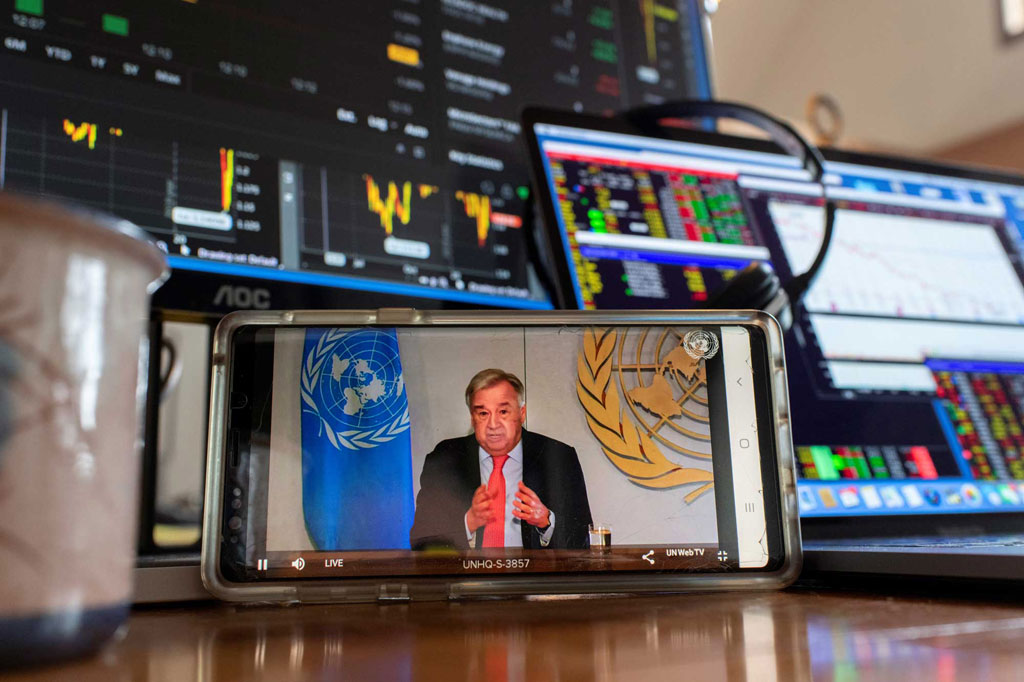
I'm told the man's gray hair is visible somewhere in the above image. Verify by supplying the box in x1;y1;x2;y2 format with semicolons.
465;368;525;409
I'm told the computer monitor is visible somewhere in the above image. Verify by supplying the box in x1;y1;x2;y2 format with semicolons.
0;2;716;570
785;149;1024;522
0;0;713;314
524;109;1024;520
524;110;797;309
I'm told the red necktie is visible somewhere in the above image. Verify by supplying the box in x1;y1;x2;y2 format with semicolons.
482;455;509;548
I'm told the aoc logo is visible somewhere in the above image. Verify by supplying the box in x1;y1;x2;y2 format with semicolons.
213;285;271;309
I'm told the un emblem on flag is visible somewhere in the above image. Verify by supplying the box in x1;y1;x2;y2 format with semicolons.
300;328;410;451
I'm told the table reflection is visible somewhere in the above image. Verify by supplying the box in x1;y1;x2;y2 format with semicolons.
9;590;1024;681
189;595;808;681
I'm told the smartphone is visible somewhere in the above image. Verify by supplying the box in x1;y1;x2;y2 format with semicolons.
202;309;800;602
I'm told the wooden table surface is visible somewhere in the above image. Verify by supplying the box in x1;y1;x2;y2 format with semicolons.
7;586;1024;681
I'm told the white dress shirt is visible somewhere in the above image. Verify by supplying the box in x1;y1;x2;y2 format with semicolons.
465;438;556;547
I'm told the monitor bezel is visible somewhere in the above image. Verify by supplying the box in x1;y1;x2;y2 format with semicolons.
822;146;1024;191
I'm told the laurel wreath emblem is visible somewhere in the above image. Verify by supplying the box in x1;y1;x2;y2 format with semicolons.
300;329;410;451
577;327;714;504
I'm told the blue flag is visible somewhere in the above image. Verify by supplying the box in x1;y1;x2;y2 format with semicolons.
300;328;413;550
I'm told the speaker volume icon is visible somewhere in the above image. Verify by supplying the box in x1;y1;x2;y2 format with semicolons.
291;557;306;571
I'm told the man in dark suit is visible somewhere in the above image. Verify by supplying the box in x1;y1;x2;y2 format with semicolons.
410;369;592;550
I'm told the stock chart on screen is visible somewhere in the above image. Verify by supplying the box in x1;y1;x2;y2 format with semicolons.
773;202;1024;324
3;107;280;265
0;0;711;309
778;162;1024;517
536;134;773;309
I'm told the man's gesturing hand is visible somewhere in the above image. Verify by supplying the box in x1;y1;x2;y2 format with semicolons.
512;481;550;529
465;484;497;532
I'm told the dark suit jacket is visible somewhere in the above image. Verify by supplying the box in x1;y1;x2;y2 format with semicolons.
409;430;592;550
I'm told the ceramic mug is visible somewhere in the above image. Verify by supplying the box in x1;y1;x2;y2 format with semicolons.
0;193;167;667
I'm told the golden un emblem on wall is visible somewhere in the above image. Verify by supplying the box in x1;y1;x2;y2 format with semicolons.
577;327;716;504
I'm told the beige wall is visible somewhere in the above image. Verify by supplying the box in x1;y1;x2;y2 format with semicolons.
710;0;1024;154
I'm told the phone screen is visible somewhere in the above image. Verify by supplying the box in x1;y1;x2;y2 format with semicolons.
219;323;783;582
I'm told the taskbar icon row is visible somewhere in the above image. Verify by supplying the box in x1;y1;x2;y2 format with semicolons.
797;479;1024;516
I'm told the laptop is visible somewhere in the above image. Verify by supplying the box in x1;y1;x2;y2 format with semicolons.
523;108;1024;580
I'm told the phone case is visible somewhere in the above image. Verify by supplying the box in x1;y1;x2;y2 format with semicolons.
201;308;801;603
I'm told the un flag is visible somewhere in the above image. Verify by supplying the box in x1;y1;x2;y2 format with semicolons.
300;328;413;550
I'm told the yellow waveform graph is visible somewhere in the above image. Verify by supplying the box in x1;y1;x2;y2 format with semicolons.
456;191;523;247
456;191;491;247
219;148;234;212
638;0;678;63
364;174;438;235
62;119;97;149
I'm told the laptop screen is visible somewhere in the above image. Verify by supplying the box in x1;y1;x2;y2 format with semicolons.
526;114;1024;518
528;120;797;309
